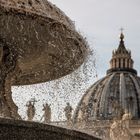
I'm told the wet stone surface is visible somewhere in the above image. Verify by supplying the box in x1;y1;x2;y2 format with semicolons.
0;0;88;85
0;118;101;140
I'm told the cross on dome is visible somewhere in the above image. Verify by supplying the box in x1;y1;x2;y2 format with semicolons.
119;28;124;41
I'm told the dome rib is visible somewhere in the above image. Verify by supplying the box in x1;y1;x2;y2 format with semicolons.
99;73;116;118
129;74;140;117
89;77;106;119
125;74;137;117
120;73;127;111
73;77;106;122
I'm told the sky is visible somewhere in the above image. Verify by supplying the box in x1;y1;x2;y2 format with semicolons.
12;0;140;121
50;0;140;77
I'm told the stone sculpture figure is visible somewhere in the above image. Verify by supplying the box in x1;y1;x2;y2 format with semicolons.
64;102;73;126
110;119;123;140
109;110;139;140
41;103;51;123
26;100;35;121
122;109;132;133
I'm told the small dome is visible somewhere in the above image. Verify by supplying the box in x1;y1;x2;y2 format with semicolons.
74;32;140;122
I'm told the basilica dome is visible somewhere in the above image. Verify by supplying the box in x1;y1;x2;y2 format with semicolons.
74;32;140;122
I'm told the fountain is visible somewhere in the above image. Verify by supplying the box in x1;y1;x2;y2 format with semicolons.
0;0;100;139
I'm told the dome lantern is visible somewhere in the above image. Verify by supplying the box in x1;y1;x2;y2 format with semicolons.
107;31;137;75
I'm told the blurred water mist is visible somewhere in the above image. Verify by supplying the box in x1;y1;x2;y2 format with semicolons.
12;46;97;122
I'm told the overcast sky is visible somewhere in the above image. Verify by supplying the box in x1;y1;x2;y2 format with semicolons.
12;0;140;121
51;0;140;77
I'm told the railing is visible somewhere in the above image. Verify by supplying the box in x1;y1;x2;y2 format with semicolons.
50;119;140;132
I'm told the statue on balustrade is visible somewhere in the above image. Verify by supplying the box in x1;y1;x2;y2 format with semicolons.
26;99;36;121
110;110;139;140
64;102;73;126
41;103;51;123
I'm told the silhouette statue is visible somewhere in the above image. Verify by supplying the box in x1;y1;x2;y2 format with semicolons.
26;100;36;121
64;102;73;126
41;103;51;123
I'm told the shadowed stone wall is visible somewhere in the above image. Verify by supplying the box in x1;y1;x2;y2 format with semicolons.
0;118;100;140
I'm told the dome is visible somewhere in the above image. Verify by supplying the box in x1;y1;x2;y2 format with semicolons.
74;32;140;122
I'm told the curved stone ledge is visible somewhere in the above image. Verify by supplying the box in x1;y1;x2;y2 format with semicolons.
0;118;100;140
